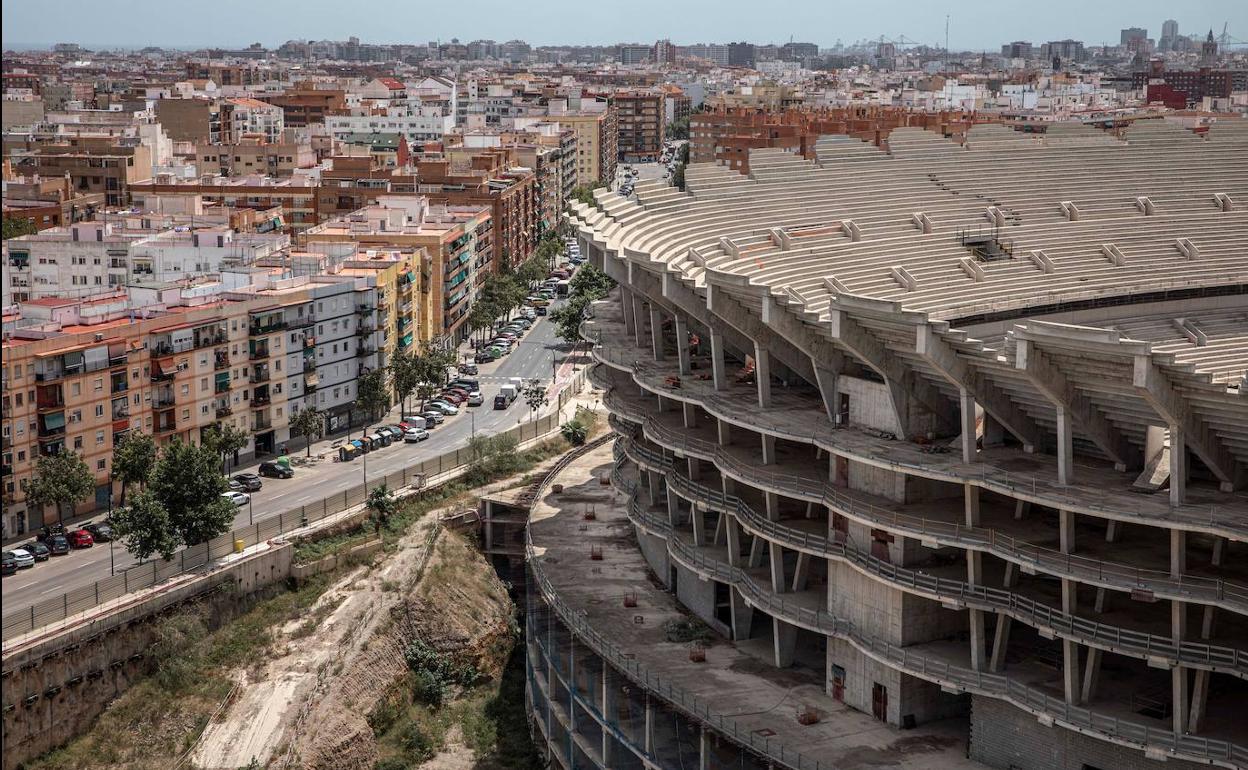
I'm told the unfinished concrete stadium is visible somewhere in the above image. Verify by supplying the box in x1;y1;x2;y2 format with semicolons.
524;119;1248;770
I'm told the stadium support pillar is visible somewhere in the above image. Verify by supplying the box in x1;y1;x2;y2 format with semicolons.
710;330;727;391
650;307;665;361
754;341;772;408
675;315;691;375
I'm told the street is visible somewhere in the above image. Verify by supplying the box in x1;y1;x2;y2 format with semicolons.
2;305;579;610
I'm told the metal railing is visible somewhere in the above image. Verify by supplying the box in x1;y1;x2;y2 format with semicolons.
606;455;1247;767
2;371;587;643
617;437;1248;677
583;322;1244;538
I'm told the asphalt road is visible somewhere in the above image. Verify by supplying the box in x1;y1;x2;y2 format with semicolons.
2;305;578;610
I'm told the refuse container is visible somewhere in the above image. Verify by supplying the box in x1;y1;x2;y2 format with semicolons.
234;539;245;553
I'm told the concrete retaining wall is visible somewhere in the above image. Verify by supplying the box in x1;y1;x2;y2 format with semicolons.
1;545;292;770
290;538;384;584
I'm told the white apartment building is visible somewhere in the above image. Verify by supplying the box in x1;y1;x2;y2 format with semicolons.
224;97;284;143
325;109;456;147
3;221;289;302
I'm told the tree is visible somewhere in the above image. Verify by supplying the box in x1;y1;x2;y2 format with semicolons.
560;419;589;446
27;451;96;526
568;262;614;300
671;163;686;191
549;298;589;344
518;254;548;288
354;368;390;435
111;431;157;506
467;300;499;346
2;217;37;240
110;489;180;562
666;116;690;140
149;438;234;546
202;423;249;474
390;351;422;417
569;186;596;206
366;484;397;533
289;406;324;458
521;379;548;422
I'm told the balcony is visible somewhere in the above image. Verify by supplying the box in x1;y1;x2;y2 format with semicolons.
150;363;175;383
250;367;270;384
302;334;316;348
249;319;287;336
111;373;128;393
252;417;272;432
109;352;128;367
214;352;231;370
289;312;318;329
249;344;270;360
216;405;234;419
193;327;228;349
37;412;66;438
152;392;176;409
36;386;65;412
356;344;376;357
251;394;272;408
304;372;319;392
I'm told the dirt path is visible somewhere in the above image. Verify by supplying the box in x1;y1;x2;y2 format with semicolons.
191;516;440;769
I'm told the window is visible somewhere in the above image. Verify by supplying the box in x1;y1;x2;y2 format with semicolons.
181;384;189;395
96;430;105;444
71;382;81;396
94;405;104;417
181;409;190;420
14;393;22;407
73;436;83;450
94;378;103;391
70;409;82;423
98;459;107;471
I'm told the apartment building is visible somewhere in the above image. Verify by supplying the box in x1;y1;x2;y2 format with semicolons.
221;98;284;143
302;196;492;345
324;110;455;149
4;220;289;301
262;82;348;127
155;98;221;143
7;141;153;207
613;91;665;162
1;174;105;233
195;136;316;177
128;175;321;233
551;104;617;187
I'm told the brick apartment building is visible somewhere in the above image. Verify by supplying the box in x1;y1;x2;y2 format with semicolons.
261;82;348;127
614;90;665;161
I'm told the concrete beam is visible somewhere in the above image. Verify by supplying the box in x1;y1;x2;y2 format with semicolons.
917;324;1042;452
769;542;787;593
1082;647;1102;704
649;307;665;361
674;314;691;375
753;341;772;408
1189;669;1210;732
729;588;753;641
1016;339;1138;471
812;364;841;424
701;282;816;384
760;294;845;372
829;309;956;436
990;614;1011;672
773;618;797;667
1133;354;1236;488
791;552;811;592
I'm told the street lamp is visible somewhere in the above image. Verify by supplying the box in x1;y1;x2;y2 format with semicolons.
108;488;115;576
248;494;254;526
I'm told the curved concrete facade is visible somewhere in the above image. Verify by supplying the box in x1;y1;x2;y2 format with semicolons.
564;126;1248;770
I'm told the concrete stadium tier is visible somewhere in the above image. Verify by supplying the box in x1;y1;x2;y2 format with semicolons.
561;123;1248;770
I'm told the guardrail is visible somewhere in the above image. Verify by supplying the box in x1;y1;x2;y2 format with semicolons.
617;437;1248;677
583;319;1244;539
598;375;1248;613
2;372;587;643
608;449;1247;768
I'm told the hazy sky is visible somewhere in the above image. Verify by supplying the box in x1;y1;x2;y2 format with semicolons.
3;0;1246;51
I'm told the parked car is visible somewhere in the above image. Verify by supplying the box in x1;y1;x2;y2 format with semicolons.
228;478;244;492
420;410;445;425
1;552;16;576
467;391;485;407
535;306;547;316
259;461;293;479
83;521;114;542
451;378;480;391
45;534;70;556
457;362;478;375
526;296;550;308
66;529;94;549
222;491;251;506
428;400;459;416
403;427;430;443
377;426;403;440
493;394;510;410
10;548;35;570
232;473;263;492
21;541;50;561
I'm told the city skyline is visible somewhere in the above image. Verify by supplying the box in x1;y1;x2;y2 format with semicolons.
3;0;1246;52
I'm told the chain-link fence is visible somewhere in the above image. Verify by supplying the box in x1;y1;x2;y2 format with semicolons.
3;372;588;643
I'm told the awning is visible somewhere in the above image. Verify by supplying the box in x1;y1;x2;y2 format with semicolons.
400;332;414;347
42;412;65;430
406;270;417;284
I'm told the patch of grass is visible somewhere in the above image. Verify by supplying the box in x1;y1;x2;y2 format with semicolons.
663;617;715;645
27;577;338;770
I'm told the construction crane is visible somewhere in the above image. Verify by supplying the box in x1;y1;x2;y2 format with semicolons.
876;34;926;49
1217;22;1247;49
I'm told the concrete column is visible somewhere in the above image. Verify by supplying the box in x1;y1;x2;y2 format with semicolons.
964;484;980;526
699;727;711;770
791;553;811;592
1172;600;1187;641
713;511;727;546
709;330;726;391
764;491;779;521
1002;562;1018;589
601;669;617;767
729;589;753;641
682;402;697;428
1055;406;1073;484
1059;510;1076;554
632;294;647;348
647;470;662;507
773;618;797;668
1211;537;1225;567
748;535;765;568
769;542;787;593
1062;639;1082;705
969;609;986;672
1172;667;1190;734
687;456;700;481
1093;587;1108;614
1081;647;1102;703
644;700;655;755
620;286;635;336
725;517;743;568
649;307;665;361
691;505;706;546
1200;605;1216;640
1013;500;1031;520
989;614;1012;672
761;434;776;465
753;341;772;408
1189;670;1210;732
1169;424;1186;505
1105;520;1121;543
674;315;691;375
959;388;977;463
716;418;731;446
813;365;840;424
983;412;1006;447
665;485;679;529
1170;528;1186;578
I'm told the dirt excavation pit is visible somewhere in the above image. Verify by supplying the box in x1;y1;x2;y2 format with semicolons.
191;509;516;770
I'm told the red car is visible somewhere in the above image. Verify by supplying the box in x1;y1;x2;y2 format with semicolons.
440;391;465;404
66;529;95;549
